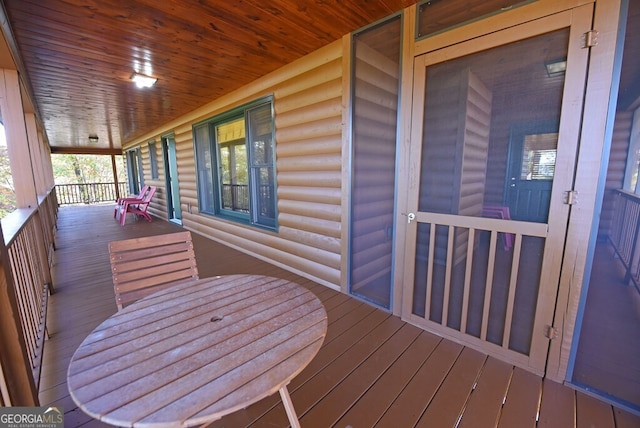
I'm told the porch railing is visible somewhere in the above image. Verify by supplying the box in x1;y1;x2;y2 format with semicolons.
0;189;58;404
221;183;275;217
609;189;640;292
56;182;128;205
222;183;249;212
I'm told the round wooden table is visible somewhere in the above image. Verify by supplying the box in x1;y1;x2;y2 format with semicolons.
67;274;327;427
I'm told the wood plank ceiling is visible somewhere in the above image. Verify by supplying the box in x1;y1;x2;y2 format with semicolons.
0;0;418;154
0;1;638;155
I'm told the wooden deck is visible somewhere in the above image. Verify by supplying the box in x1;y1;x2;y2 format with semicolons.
40;204;640;427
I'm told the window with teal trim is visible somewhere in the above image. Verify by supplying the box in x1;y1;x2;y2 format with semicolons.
148;141;159;179
193;97;277;230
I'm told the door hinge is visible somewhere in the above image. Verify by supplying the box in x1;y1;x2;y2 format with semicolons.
563;190;578;205
544;325;558;340
583;30;599;48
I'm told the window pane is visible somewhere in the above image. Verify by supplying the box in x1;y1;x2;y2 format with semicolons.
417;0;536;39
194;123;214;213
418;29;568;224
218;138;248;213
521;133;557;180
216;117;248;214
247;103;276;227
148;141;159;179
349;15;401;309
194;97;277;230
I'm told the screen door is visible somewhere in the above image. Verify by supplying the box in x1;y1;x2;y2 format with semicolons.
402;7;593;374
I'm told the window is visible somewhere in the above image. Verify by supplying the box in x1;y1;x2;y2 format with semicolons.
194;97;277;229
520;133;557;180
416;0;536;39
148;141;159;179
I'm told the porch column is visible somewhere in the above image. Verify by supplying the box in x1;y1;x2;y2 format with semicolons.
0;69;37;208
0;69;52;405
38;128;55;191
0;69;51;283
25;113;45;196
112;154;121;200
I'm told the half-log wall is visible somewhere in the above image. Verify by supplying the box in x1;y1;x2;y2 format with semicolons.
127;41;345;290
118;0;634;400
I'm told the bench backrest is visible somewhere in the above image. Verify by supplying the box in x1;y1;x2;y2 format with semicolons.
108;231;199;310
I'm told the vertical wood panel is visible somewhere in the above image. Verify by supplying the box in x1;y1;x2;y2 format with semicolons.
0;69;38;208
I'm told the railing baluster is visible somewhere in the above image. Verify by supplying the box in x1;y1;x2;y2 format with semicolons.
609;189;640;293
1;190;57;396
55;182;124;205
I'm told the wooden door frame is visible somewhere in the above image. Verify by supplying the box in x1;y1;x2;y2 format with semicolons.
547;0;625;383
399;5;594;375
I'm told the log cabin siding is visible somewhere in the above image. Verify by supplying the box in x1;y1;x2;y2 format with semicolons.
124;41;345;290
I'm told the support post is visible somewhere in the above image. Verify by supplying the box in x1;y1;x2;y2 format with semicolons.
112;154;121;200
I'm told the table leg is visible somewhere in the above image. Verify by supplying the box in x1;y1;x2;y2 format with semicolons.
279;385;301;428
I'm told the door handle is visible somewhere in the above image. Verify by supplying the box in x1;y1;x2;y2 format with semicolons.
401;212;416;224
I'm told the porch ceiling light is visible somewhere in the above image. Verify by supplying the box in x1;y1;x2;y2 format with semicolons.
545;58;566;77
88;134;99;143
131;72;157;88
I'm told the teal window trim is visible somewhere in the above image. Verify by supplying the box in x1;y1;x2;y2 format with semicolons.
148;141;159;179
193;95;278;231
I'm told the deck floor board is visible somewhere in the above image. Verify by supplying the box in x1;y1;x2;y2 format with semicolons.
457;357;514;428
538;378;576;428
38;205;639;427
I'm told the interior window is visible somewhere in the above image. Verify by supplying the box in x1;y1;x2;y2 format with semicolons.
521;133;557;180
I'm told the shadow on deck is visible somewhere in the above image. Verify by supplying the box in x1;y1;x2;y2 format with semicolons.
40;204;640;427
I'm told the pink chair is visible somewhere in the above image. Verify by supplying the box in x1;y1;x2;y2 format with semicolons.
482;205;514;251
114;185;150;220
118;186;157;226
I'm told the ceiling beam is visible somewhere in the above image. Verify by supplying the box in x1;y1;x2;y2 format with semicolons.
50;147;122;156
